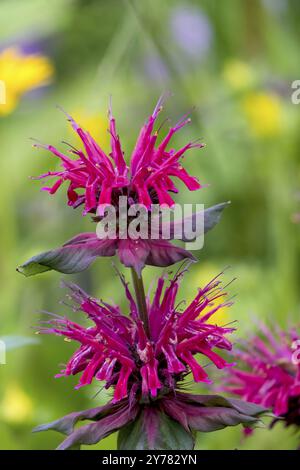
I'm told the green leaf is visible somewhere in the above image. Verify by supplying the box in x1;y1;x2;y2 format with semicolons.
203;202;231;234
16;203;230;277
117;407;194;450
33;400;139;450
33;402;120;436
16;234;117;277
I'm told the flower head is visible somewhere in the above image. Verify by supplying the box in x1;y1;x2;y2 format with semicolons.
222;322;300;427
34;272;267;450
0;47;53;115
34;96;203;214
18;96;230;276
39;271;234;403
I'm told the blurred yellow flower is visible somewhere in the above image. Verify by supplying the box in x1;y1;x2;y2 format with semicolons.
0;47;54;116
0;383;33;424
243;92;282;138
70;110;109;152
223;59;255;91
202;297;230;327
193;263;231;326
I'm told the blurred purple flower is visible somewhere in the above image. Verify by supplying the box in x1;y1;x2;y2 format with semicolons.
169;5;213;60
143;53;169;83
263;0;288;15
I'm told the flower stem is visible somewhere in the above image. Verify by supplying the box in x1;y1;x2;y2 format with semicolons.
131;268;150;337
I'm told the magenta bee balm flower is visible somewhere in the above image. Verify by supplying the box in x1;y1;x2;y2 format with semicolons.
222;322;300;430
39;271;234;401
34;96;203;214
18;97;229;276
34;271;266;449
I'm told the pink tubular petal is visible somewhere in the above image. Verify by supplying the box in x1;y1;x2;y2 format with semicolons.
152;182;175;207
48;178;64;194
161;345;186;374
130;97;163;175
113;365;133;402
179;351;212;383
77;354;104;387
197;345;231;370
140;358;161;398
168;167;201;191
108;105;127;175
97;179;113;213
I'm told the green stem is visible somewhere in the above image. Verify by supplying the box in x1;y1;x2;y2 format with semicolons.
131;268;150;337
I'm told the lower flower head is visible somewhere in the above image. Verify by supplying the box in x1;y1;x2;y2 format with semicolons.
39;270;234;403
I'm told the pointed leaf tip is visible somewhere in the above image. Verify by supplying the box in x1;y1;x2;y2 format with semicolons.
16;234;118;277
203;201;230;234
168;201;230;242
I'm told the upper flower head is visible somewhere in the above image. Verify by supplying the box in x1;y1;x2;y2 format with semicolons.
39;270;234;403
34;96;203;214
222;322;300;426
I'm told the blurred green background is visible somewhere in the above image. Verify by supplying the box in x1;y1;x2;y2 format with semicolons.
1;0;300;450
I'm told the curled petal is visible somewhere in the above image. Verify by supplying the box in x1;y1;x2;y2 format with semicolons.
162;392;267;433
34;399;139;450
145;239;196;268
56;401;139;450
32;402;118;436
